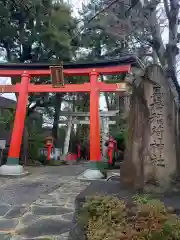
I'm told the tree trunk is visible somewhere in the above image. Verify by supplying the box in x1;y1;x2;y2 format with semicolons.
146;5;166;66
164;0;179;72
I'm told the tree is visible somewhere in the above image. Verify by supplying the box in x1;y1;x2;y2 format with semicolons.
0;108;15;131
100;0;179;87
77;0;180;140
80;0;179;82
77;1;130;144
0;0;79;159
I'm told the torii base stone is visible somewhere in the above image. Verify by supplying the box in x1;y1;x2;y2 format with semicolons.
0;164;29;177
77;160;108;180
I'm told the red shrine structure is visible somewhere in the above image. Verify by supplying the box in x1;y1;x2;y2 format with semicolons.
0;56;138;172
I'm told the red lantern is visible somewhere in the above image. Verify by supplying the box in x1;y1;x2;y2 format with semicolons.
44;136;54;160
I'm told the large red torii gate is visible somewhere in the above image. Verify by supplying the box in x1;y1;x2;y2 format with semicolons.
0;57;137;174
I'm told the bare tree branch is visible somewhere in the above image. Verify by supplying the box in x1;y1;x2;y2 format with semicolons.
163;0;170;18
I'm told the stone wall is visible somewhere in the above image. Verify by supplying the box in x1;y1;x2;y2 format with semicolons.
121;64;180;192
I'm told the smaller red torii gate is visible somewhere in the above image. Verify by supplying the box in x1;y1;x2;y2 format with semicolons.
0;59;133;172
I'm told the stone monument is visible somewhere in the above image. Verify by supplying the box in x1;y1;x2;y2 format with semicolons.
121;64;179;192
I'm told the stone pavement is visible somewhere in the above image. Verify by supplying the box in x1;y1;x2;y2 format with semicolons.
0;164;90;240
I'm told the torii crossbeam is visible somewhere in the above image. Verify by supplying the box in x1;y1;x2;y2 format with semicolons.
59;119;116;124
58;110;120;117
0;56;138;176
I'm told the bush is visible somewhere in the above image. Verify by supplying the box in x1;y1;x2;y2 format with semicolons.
37;155;68;166
46;159;68;166
113;130;127;152
79;195;180;240
37;154;47;165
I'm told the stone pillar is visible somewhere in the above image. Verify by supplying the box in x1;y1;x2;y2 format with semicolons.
144;65;177;189
101;117;109;157
63;116;73;156
121;65;178;192
124;94;130;117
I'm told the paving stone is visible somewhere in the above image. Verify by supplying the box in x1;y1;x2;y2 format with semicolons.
5;206;27;219
20;238;54;240
46;195;68;206
0;232;11;240
10;236;23;240
20;236;67;240
49;193;67;199
65;203;74;209
17;218;72;238
56;232;69;240
34;197;58;206
66;197;76;204
0;180;63;205
61;212;74;221
0;204;11;216
0;219;19;230
51;193;75;204
31;206;73;216
55;189;73;194
20;212;40;225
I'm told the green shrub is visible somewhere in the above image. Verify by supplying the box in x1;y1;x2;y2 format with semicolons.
37;154;47;165
113;128;127;151
45;159;68;166
37;156;68;166
80;195;180;240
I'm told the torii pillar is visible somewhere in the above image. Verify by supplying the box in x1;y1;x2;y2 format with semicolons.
80;70;104;180
0;72;29;176
89;71;101;162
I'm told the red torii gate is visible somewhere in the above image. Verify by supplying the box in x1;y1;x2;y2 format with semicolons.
0;59;132;170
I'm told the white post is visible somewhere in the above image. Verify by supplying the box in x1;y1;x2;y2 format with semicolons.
63;116;73;155
102;117;109;157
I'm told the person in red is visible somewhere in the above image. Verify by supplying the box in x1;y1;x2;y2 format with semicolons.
77;143;81;160
106;136;118;165
47;143;53;161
